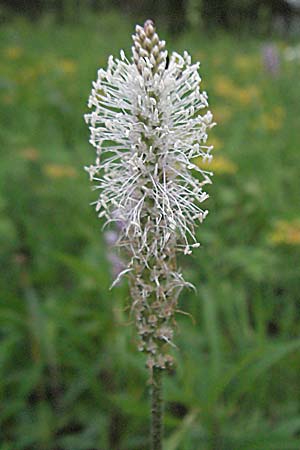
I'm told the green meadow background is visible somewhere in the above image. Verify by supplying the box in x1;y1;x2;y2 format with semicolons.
1;9;300;450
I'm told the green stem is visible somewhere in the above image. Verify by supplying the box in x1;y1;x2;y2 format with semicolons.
151;367;163;450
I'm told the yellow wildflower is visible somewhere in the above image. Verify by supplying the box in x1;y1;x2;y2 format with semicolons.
5;46;23;60
269;220;300;245
213;76;260;105
43;164;77;178
195;155;237;175
207;136;223;151
261;114;281;131
234;85;260;105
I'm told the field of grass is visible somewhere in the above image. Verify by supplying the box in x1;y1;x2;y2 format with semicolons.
0;12;300;450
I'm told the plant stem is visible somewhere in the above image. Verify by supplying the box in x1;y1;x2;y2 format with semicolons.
151;367;163;450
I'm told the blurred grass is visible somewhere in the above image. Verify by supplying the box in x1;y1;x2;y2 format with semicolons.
0;11;300;450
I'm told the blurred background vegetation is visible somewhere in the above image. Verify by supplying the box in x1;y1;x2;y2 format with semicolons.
0;0;300;449
2;0;300;32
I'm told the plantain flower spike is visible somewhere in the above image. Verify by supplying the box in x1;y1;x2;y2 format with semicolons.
85;20;215;371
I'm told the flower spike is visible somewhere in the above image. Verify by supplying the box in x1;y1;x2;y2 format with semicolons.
85;20;215;370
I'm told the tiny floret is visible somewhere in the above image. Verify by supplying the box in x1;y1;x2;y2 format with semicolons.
85;20;215;370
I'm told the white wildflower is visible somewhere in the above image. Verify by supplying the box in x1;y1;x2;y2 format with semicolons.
85;20;215;370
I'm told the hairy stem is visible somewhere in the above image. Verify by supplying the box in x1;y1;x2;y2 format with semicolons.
151;367;163;450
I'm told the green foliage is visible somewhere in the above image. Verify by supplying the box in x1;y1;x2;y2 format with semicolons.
2;0;288;33
0;12;300;449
